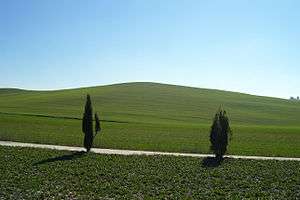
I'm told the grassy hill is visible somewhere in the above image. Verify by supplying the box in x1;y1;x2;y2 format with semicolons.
0;82;300;156
1;82;300;125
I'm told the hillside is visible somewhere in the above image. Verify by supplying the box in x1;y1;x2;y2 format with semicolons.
0;82;300;156
0;82;299;126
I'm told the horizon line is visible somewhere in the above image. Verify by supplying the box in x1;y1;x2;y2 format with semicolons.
0;81;293;101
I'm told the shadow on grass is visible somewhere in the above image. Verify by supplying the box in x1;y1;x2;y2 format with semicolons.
202;157;223;168
0;111;130;124
33;151;86;166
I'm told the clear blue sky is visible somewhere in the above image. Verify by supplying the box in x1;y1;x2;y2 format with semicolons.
1;0;300;98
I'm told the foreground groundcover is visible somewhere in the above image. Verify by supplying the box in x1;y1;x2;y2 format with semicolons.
0;146;299;199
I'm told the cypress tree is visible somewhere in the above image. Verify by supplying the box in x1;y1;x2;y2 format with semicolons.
210;108;231;161
95;113;101;135
82;94;94;152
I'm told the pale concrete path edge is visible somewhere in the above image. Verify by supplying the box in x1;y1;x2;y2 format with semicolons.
1;140;299;161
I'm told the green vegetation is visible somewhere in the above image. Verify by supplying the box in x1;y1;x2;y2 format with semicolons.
0;146;299;199
82;94;101;152
0;82;300;156
210;108;231;160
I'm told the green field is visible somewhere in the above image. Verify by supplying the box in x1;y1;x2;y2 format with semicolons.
0;82;300;156
0;146;299;199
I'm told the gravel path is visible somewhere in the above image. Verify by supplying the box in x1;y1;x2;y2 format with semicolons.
1;140;299;161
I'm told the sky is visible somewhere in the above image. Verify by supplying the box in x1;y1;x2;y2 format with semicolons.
1;0;300;98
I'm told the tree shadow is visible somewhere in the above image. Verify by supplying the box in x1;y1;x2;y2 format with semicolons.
33;151;86;166
202;156;223;168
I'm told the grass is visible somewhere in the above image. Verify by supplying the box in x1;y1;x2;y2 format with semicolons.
0;146;299;199
1;113;300;157
0;82;300;157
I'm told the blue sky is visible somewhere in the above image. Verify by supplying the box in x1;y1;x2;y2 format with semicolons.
1;0;300;98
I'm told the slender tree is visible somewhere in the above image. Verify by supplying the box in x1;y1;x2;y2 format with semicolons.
82;94;94;152
82;95;102;152
95;113;101;135
210;107;231;161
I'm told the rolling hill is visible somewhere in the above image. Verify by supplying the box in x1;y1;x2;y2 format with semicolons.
0;82;299;156
1;82;300;126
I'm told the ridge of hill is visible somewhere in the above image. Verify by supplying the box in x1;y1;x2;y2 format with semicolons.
0;82;299;126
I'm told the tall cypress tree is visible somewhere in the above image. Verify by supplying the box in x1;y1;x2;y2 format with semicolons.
82;94;94;152
210;108;231;161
